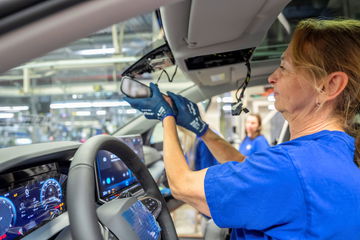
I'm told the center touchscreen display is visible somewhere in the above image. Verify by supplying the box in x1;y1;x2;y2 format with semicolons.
96;135;145;202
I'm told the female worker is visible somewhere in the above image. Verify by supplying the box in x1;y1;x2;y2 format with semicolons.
239;113;269;156
125;19;360;239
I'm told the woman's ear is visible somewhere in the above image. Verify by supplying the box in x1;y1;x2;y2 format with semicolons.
322;71;349;101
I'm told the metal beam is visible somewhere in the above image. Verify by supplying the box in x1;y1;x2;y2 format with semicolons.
112;25;121;54
12;56;137;71
0;80;193;96
23;68;30;94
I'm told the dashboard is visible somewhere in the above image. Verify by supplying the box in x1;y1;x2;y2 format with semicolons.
0;135;161;240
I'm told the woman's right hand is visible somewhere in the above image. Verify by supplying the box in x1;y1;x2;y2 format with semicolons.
167;92;208;137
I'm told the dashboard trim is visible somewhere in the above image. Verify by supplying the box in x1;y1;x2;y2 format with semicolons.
0;141;80;174
22;212;69;240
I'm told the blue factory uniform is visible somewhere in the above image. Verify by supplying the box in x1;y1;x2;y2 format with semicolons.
239;135;269;157
205;130;360;239
194;138;219;170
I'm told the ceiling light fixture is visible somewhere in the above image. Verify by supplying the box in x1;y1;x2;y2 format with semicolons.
77;48;115;55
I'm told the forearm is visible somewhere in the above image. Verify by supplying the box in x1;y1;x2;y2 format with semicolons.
162;116;210;216
201;129;245;163
162;116;191;193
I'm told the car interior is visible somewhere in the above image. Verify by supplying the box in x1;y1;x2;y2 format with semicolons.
0;0;359;239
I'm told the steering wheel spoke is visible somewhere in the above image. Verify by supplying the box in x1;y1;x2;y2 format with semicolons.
138;196;162;218
97;197;161;240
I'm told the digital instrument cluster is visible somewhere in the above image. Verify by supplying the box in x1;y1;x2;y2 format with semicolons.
0;163;66;240
96;135;145;202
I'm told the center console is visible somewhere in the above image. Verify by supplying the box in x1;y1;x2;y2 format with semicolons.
95;135;145;202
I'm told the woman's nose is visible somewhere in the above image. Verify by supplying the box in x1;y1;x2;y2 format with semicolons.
268;70;277;84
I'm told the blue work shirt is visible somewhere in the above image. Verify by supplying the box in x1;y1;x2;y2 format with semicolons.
205;130;360;239
194;138;219;170
185;138;219;170
239;135;269;157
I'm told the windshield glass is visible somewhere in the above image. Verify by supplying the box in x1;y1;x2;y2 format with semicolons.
1;1;359;148
253;0;360;61
0;11;191;148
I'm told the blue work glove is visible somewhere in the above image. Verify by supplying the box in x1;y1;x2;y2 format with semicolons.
167;92;208;137
123;83;174;121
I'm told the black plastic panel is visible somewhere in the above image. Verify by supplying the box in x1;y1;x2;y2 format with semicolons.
185;48;255;70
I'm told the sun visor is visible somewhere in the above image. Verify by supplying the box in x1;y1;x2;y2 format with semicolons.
161;0;290;86
186;0;266;48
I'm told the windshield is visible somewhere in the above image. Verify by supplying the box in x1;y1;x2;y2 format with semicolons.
0;11;188;148
1;1;359;148
253;0;360;61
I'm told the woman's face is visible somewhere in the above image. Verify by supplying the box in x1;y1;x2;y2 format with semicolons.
267;47;317;118
245;115;259;136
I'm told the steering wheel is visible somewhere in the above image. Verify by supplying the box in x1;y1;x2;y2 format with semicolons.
66;135;178;240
